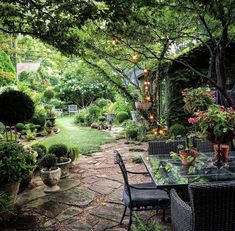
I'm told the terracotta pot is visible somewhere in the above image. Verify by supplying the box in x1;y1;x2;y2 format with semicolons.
213;144;230;164
179;149;198;166
135;102;152;110
56;158;71;178
40;167;61;193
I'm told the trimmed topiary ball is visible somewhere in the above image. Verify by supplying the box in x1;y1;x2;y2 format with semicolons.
48;144;68;159
169;124;186;137
15;123;25;132
40;153;57;169
116;111;129;123
0;90;35;126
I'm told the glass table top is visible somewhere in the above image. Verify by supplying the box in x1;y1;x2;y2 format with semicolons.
142;152;235;189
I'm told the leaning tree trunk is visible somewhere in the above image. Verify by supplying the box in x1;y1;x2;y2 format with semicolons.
215;27;234;107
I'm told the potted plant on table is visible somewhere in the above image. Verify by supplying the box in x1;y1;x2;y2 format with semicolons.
193;105;235;164
48;143;71;178
40;153;61;193
0;141;36;202
177;144;199;166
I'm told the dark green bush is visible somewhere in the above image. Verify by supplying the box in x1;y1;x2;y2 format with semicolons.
43;88;55;100
116;111;129;123
45;120;53;128
0;192;13;216
30;113;46;131
48;143;68;159
0;90;35;126
169;123;186;137
0;122;4;133
124;120;140;140
0;141;36;183
15;123;25;132
86;104;102;125
40;153;57;169
74;109;88;125
94;98;111;108
32;144;47;155
98;116;106;122
31;144;47;161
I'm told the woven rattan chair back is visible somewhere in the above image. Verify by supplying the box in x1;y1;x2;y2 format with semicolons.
189;182;235;231
193;138;214;152
148;140;186;155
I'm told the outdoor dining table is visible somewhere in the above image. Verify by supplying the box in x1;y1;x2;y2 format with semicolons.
142;151;235;190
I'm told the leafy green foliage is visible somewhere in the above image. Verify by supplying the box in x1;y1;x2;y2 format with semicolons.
0;192;13;216
0;49;15;86
74;108;89;125
132;214;163;231
40;154;57;169
0;90;35;126
15;123;25;132
43;88;55;101
0;141;36;183
169;124;186;137
48;143;68;159
123;120;140;140
116;111;130;123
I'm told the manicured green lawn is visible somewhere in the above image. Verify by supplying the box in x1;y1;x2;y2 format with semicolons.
38;116;114;155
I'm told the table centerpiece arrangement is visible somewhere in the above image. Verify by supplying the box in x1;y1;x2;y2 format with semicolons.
183;88;235;167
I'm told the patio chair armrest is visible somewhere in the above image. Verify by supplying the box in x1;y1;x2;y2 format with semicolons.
129;185;157;190
126;170;150;175
170;189;192;231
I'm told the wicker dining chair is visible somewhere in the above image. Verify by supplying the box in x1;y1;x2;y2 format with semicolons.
148;140;186;155
114;150;170;231
171;181;235;231
193;138;214;152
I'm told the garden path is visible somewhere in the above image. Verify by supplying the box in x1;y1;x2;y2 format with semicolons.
14;127;169;231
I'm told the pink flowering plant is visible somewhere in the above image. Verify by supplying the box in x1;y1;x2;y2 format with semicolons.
182;87;215;113
189;105;235;143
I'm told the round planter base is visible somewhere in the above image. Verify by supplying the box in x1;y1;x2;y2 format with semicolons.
56;158;71;179
44;185;60;193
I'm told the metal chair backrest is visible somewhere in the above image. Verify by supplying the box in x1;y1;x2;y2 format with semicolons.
114;150;132;205
189;181;235;231
148;140;186;155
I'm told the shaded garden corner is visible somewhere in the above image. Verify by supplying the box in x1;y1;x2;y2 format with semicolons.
12;130;170;231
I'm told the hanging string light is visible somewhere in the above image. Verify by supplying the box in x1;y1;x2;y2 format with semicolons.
131;53;139;63
143;67;149;74
148;112;156;122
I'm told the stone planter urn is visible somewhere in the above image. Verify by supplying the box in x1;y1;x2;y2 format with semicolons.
56;158;71;178
40;167;61;193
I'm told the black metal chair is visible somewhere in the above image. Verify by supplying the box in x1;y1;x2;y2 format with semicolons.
148;140;186;155
114;150;170;231
171;181;235;231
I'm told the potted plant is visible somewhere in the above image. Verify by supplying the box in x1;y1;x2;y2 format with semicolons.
187;105;235;164
135;101;152;110
177;144;199;166
0;141;36;202
48;144;71;178
40;153;61;193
